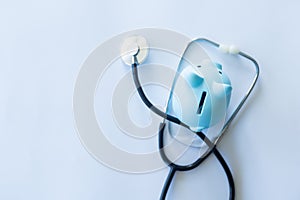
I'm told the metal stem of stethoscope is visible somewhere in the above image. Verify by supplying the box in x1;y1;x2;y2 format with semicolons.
130;38;259;200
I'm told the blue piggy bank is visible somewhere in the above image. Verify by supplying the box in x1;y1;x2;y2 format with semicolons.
166;42;232;132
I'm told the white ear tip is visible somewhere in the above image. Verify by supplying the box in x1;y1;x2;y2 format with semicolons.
219;44;240;54
229;45;240;54
219;44;229;53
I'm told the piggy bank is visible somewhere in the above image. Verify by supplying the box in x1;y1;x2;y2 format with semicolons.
166;41;232;132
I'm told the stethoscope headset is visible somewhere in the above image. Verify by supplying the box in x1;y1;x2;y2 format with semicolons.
121;37;259;200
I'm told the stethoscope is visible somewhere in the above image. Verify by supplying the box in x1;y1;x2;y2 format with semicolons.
122;37;259;200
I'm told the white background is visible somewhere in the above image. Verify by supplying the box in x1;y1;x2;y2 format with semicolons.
1;0;300;199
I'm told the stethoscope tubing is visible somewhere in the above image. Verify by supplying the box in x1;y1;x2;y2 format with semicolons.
158;122;235;200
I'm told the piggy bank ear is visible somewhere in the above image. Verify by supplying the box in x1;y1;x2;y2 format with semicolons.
181;67;204;88
214;62;222;71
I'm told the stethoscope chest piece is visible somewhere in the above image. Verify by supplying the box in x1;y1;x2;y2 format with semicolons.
120;35;149;65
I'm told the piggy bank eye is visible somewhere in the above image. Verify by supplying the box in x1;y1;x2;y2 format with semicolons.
214;63;223;75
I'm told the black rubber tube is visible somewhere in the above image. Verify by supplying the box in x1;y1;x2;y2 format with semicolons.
158;122;235;200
